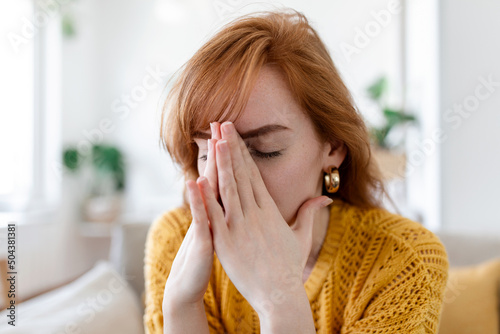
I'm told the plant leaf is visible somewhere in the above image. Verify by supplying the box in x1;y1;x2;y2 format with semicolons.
62;148;81;171
367;77;388;101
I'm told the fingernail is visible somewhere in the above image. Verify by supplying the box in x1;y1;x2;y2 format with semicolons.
223;122;233;134
210;122;215;135
321;198;333;207
218;140;228;152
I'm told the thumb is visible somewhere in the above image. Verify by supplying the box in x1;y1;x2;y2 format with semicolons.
292;196;333;266
292;196;333;233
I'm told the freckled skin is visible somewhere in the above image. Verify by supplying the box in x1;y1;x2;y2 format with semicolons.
194;65;346;272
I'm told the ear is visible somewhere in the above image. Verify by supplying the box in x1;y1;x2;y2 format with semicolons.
322;140;347;171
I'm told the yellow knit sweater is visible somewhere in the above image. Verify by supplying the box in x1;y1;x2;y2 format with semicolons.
144;199;449;333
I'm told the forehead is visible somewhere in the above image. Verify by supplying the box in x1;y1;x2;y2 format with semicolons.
194;65;307;139
241;65;302;126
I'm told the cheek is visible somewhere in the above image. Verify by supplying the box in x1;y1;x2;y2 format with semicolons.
257;161;311;224
197;160;206;176
258;154;321;204
256;160;295;202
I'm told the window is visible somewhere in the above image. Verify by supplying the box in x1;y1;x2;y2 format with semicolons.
0;0;61;224
0;0;35;211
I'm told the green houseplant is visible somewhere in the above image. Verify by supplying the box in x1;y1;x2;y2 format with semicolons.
367;77;417;149
63;144;126;223
367;77;417;179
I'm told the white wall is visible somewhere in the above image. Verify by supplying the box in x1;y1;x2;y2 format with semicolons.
8;0;408;298
9;0;499;301
439;0;500;232
61;0;405;222
403;0;441;229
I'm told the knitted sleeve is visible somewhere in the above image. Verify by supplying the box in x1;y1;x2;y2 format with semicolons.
143;207;225;334
342;218;449;334
143;208;189;333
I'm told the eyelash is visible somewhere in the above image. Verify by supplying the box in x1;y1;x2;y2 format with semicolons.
198;149;282;161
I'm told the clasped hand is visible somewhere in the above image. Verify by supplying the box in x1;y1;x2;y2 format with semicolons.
163;121;332;316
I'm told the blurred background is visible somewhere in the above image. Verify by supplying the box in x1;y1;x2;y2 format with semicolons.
0;0;499;331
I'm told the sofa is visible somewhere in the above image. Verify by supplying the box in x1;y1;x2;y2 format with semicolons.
1;221;499;333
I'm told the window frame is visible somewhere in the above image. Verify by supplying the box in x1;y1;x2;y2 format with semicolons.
0;0;62;225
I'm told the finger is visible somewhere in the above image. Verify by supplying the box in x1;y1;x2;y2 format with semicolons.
215;139;244;224
220;122;256;214
292;196;332;268
208;122;221;197
203;138;219;200
211;122;222;140
232;126;272;209
198;176;227;236
186;180;213;254
186;179;211;236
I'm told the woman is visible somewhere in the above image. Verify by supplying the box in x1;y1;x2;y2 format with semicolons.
144;10;449;334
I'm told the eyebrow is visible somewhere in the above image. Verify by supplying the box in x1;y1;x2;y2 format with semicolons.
193;124;291;140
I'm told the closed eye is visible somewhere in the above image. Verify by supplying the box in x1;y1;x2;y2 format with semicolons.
251;150;282;159
198;149;282;161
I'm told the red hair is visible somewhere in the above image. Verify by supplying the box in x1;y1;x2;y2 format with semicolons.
160;9;385;210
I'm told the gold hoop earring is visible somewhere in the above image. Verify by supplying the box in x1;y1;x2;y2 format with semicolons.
324;166;340;193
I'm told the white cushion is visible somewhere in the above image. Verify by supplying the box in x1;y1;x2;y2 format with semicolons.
0;261;144;334
109;221;151;309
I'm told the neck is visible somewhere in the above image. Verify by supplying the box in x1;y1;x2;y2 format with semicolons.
304;205;331;276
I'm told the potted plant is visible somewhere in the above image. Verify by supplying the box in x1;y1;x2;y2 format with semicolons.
366;77;417;179
63;143;126;223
